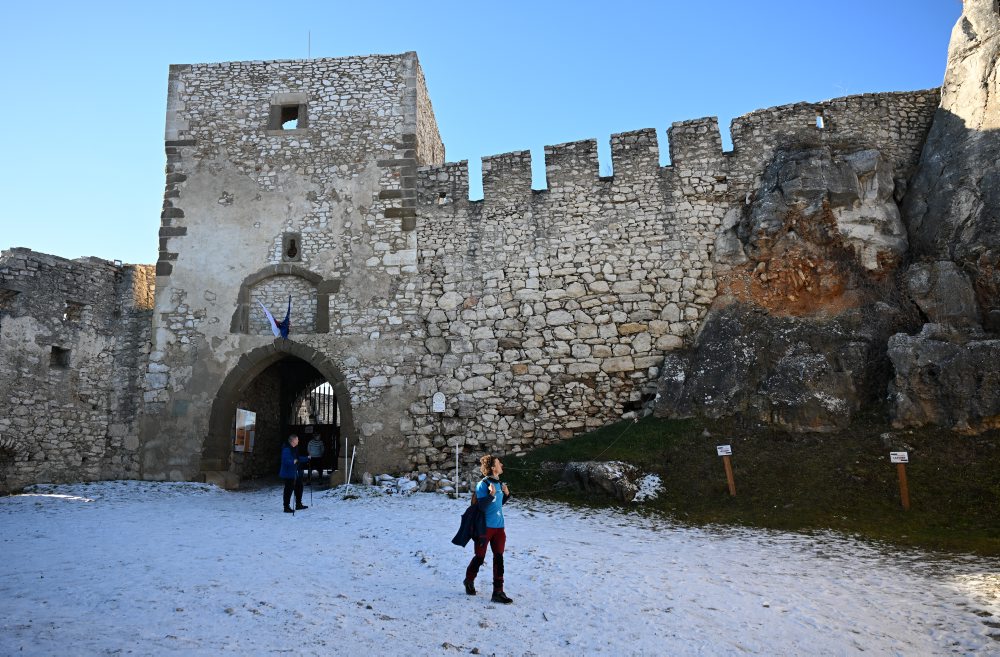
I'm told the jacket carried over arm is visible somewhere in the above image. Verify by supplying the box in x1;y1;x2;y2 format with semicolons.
452;503;484;547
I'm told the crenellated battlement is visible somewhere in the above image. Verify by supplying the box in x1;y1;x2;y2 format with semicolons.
610;128;659;179
417;159;469;206
415;88;940;207
405;87;941;472
482;150;533;203
667;117;725;172
544;139;600;189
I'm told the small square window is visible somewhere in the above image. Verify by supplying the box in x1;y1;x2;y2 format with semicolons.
281;105;300;129
50;346;71;368
63;301;84;322
268;103;309;131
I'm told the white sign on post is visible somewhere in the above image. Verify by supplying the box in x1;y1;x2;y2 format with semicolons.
432;392;446;413
716;445;732;456
890;452;909;464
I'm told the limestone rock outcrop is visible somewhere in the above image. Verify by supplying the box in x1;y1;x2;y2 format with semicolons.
654;303;912;432
888;324;1000;433
658;1;1000;436
887;0;1000;434
904;261;981;328
656;142;918;431
716;145;909;318
903;0;1000;331
743;146;908;272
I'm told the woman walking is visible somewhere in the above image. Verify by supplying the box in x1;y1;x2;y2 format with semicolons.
464;454;513;604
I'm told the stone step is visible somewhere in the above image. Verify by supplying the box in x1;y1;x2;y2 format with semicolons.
200;458;224;471
202;470;240;490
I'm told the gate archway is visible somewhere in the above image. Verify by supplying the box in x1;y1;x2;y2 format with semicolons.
203;341;356;481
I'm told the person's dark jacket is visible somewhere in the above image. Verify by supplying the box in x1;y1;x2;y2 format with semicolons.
279;445;307;479
451;502;485;547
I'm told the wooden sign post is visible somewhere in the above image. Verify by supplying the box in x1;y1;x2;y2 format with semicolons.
890;451;910;511
717;445;736;497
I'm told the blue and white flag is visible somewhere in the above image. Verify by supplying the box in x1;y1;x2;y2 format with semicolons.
257;296;291;339
257;301;281;338
276;296;291;339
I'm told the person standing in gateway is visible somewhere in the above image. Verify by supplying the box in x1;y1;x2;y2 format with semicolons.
279;434;309;513
306;432;325;482
464;454;513;604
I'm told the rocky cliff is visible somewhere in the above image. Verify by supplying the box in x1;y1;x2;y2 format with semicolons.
655;0;1000;434
890;0;1000;433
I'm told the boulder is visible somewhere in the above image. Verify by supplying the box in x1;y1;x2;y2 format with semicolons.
887;324;1000;434
653;302;915;432
560;461;640;502
905;261;981;328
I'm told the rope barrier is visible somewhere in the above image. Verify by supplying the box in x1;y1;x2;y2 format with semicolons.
502;417;641;473
500;417;643;496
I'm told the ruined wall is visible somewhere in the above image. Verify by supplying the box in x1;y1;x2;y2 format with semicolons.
410;89;939;470
141;52;445;481
0;249;153;492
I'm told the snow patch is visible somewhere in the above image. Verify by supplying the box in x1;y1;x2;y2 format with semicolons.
632;474;663;502
0;481;997;655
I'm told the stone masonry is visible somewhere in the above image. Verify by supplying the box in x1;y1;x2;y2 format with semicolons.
0;249;154;491
410;91;938;468
0;49;942;491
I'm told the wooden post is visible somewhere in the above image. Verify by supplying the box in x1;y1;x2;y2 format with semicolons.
896;463;910;511
722;455;736;497
717;445;736;497
890;451;910;511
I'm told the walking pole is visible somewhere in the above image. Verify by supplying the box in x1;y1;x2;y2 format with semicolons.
345;446;357;496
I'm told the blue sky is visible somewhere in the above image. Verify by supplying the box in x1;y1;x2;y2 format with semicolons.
0;1;962;265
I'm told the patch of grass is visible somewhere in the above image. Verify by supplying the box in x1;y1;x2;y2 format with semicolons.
503;415;1000;556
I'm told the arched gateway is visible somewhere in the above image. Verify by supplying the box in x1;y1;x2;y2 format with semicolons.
202;341;356;486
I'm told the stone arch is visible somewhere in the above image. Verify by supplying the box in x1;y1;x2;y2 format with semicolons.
229;264;340;334
203;340;356;472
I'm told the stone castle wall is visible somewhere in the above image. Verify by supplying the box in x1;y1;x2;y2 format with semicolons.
0;49;942;489
0;249;154;491
408;89;940;469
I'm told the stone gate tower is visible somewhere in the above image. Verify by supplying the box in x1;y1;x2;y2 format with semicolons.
140;52;444;484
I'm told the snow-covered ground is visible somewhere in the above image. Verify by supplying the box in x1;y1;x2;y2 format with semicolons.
1;480;998;656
